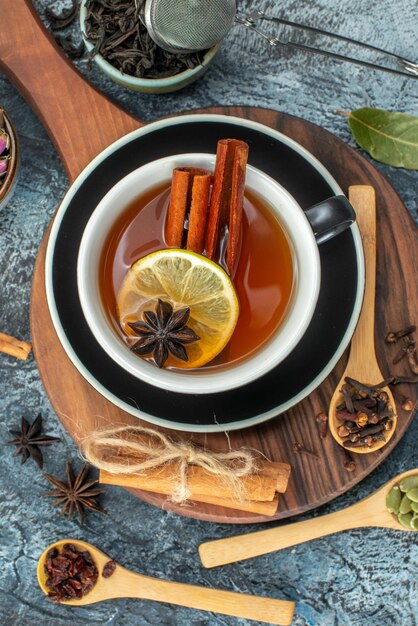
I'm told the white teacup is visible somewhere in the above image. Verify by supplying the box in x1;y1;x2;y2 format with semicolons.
77;154;354;394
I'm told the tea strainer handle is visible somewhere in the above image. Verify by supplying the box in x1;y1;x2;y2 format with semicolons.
236;10;418;79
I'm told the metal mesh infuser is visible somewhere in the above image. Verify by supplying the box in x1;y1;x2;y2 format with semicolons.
143;0;418;78
144;0;237;53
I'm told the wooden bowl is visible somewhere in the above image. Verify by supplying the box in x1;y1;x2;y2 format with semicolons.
79;2;219;94
0;110;19;210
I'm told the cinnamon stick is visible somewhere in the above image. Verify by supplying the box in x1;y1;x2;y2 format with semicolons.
187;171;211;253
0;332;32;360
205;139;249;273
198;493;279;516
165;167;211;252
99;460;290;502
166;168;191;247
100;470;281;516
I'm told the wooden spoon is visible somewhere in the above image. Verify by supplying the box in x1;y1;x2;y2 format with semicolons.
37;539;295;625
199;469;417;568
329;185;397;453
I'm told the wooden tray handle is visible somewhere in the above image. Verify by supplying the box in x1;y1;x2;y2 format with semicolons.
0;0;141;182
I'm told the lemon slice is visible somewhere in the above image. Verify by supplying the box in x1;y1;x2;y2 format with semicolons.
116;249;239;368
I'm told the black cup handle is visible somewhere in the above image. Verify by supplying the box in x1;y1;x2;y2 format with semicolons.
305;195;356;245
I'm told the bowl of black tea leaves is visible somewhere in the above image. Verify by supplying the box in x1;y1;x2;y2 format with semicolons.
81;0;219;93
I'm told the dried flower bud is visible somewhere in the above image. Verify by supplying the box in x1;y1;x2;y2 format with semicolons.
385;325;416;343
402;398;414;412
407;350;418;375
337;425;350;438
356;412;369;428
316;411;328;438
0;130;9;156
369;413;380;425
0;157;8;176
316;411;328;423
344;460;356;472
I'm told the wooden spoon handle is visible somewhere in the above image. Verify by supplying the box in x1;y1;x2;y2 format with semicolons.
198;501;377;568
346;185;378;372
116;570;295;625
0;0;140;182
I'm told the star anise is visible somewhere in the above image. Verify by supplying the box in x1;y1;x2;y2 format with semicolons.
128;299;200;368
8;414;60;469
43;462;107;524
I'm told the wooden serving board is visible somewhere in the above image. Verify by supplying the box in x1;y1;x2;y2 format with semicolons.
1;0;417;524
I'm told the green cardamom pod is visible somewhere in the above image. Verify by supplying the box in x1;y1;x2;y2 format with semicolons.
399;494;413;514
398;512;414;529
400;476;418;492
406;488;418;503
385;486;402;514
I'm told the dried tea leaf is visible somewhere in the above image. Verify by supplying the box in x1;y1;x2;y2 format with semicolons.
346;107;418;170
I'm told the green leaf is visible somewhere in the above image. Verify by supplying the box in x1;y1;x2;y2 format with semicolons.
347;107;418;170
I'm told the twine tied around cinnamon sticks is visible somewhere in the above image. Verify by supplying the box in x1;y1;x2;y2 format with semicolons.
83;425;257;504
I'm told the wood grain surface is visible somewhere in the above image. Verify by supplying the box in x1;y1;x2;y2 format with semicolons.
1;0;417;524
0;0;141;181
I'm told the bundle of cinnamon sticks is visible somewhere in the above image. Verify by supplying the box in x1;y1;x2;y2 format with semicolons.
86;425;291;516
165;139;249;274
100;460;291;516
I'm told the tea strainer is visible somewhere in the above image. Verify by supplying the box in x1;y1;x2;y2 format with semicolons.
143;0;418;79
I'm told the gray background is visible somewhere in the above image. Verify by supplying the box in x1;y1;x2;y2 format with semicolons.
1;1;417;625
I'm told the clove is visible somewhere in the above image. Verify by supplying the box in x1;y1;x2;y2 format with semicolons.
388;326;418;375
341;384;355;412
344;376;375;397
343;439;367;449
337;424;351;438
315;412;328;438
392;338;412;365
390;387;414;412
292;441;319;459
391;375;418;385
356;424;385;437
406;346;418;375
342;448;356;472
385;325;416;343
336;409;356;421
356;412;369;428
